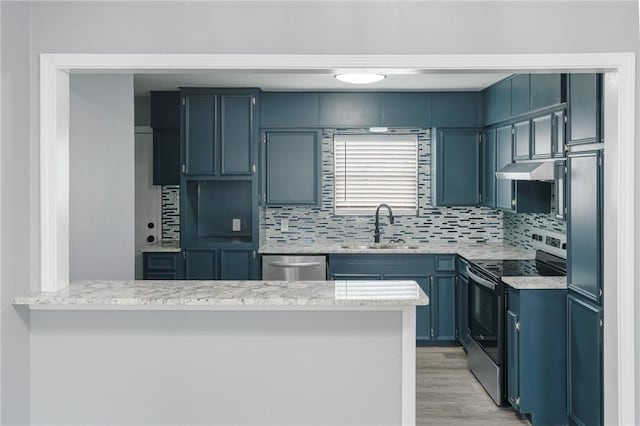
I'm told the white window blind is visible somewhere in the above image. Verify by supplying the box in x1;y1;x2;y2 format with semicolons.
334;134;418;215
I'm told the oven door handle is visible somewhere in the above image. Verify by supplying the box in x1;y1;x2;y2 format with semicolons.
466;267;497;291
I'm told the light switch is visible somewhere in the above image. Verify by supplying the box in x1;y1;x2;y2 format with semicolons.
232;218;241;232
281;219;289;232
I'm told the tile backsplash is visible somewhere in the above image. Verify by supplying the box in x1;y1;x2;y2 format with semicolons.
161;186;180;241
503;211;566;252
261;129;504;245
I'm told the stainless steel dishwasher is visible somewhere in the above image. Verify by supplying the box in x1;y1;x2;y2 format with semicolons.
262;255;327;280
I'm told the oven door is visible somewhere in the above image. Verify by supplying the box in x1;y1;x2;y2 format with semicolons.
467;267;501;365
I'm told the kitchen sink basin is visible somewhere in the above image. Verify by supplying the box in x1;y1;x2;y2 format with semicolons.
340;243;419;250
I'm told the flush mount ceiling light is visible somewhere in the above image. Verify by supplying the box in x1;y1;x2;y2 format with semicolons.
335;73;386;85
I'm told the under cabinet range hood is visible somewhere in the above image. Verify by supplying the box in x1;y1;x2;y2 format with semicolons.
495;161;555;181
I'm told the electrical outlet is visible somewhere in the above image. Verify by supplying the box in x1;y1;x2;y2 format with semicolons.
232;218;241;232
281;219;289;232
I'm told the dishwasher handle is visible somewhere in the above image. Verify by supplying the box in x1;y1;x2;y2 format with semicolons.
267;261;323;268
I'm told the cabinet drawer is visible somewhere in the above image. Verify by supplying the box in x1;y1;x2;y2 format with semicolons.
144;271;178;280
144;253;179;271
434;256;456;272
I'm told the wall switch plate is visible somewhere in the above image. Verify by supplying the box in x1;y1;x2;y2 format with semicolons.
281;219;289;232
232;218;241;232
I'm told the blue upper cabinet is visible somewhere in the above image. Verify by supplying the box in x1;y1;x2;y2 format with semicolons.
513;119;531;161
531;114;553;159
481;128;497;208
510;74;530;117
530;74;563;111
319;93;380;127
379;92;431;127
183;93;217;175
150;91;181;129
153;129;181;185
261;92;320;128
265;130;321;205
183;89;258;177
567;73;600;145
431;128;480;206
496;125;514;211
567;150;602;303
495;78;512;122
220;94;253;175
150;92;181;185
431;92;481;127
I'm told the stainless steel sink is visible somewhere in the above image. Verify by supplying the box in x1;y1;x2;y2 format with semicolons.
340;243;419;250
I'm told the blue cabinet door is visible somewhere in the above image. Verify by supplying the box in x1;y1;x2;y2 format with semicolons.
265;130;320;205
433;275;456;341
567;294;602;426
319;93;380;127
510;74;530;117
153;129;181;185
380;93;431;127
260;92;320;128
496;125;514;211
432;128;480;206
495;78;512;122
482;128;496;208
568;74;599;145
531;114;553;159
530;74;562;111
513;120;531;161
220;94;253;175
143;252;184;280
185;249;218;279
567;151;602;303
431;92;481;127
184;94;217;175
506;309;521;409
150;91;181;129
415;277;431;342
220;249;255;280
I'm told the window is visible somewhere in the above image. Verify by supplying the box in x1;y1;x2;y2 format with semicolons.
334;134;418;215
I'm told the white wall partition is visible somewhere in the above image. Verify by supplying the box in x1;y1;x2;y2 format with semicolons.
69;74;135;280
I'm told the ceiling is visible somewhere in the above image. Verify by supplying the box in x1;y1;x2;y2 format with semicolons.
133;70;511;96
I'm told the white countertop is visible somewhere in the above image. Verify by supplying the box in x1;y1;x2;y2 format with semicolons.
140;241;181;253
13;280;428;309
501;276;567;290
259;242;534;261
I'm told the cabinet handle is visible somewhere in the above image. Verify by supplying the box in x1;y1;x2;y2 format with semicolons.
267;261;322;268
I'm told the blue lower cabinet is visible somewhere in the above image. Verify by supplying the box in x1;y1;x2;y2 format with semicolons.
185;249;218;280
143;252;184;280
505;287;568;426
567;294;603;426
220;249;257;280
433;275;456;341
386;274;431;343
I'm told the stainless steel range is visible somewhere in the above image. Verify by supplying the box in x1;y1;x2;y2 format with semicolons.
466;230;567;406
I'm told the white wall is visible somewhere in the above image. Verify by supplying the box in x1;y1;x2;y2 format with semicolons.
0;1;638;423
69;74;134;280
1;2;31;424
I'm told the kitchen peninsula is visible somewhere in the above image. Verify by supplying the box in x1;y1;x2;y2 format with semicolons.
14;280;426;426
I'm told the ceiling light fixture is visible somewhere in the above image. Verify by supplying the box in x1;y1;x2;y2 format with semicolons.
335;73;386;85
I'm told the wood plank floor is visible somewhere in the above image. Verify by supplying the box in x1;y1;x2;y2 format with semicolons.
417;347;530;425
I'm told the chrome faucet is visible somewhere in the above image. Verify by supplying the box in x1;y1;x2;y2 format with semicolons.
374;203;395;243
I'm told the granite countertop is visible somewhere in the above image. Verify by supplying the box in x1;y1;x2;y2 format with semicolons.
12;280;428;309
140;241;181;253
259;242;534;261
501;276;567;290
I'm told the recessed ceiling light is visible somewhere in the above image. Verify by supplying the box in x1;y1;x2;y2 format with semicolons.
335;73;386;85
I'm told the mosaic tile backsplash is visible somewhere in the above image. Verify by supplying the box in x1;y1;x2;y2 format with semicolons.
161;186;180;242
261;129;504;244
503;211;567;251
